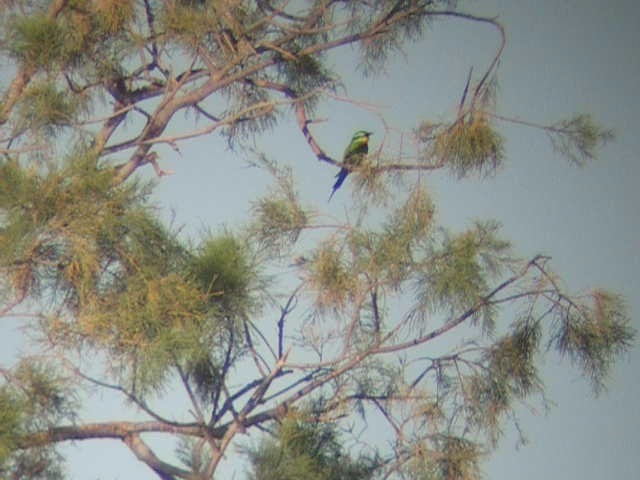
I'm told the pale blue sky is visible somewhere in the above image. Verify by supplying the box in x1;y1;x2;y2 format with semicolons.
2;1;638;478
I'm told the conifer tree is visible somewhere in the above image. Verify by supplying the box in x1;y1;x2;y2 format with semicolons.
0;1;633;479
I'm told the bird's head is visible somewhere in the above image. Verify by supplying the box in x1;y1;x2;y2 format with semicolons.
352;130;372;142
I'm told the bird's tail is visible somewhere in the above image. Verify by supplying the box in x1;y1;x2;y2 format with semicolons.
328;168;349;201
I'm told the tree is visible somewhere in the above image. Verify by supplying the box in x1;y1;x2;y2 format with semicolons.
0;1;633;479
245;412;377;480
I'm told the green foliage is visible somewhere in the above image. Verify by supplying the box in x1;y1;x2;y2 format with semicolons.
190;232;258;315
351;159;389;202
552;289;634;393
5;13;75;68
92;0;137;34
548;114;615;166
16;81;85;134
1;448;65;480
307;241;357;312
0;360;75;475
11;361;76;428
349;360;402;408
0;153;217;392
351;0;437;75
0;2;632;478
277;52;337;104
415;221;511;325
374;186;435;287
86;270;206;342
488;320;541;397
435;115;505;178
184;356;224;405
161;0;220;43
247;416;376;480
66;211;214;393
343;186;434;292
0;388;22;463
252;196;307;252
251;162;308;256
161;0;253;53
114;314;213;395
0;152;148;304
411;436;483;480
466;321;542;444
387;186;435;242
0;150;264;395
3;0;136;83
220;87;279;145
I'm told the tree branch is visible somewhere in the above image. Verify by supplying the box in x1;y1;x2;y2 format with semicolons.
0;0;69;124
123;432;192;480
17;421;207;450
246;78;335;164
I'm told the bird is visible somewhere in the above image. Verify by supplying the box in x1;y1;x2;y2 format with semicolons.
329;130;372;200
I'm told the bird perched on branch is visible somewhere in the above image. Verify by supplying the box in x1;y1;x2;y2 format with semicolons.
329;130;372;200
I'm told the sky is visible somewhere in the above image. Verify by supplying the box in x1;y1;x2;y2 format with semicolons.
2;0;639;479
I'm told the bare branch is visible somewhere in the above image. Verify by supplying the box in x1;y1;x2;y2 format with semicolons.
64;362;181;427
247;78;335;164
124;433;192;480
17;421;206;450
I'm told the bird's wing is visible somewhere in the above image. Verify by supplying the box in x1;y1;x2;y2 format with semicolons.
343;139;369;165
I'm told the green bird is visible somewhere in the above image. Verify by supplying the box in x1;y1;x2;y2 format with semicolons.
329;130;372;200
